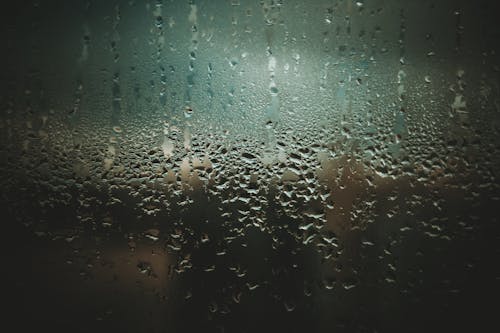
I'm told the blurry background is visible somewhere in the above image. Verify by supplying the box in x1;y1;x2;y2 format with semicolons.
1;0;499;332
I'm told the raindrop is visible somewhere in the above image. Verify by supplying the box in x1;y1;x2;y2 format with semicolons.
284;300;296;312
323;277;336;290
184;106;194;118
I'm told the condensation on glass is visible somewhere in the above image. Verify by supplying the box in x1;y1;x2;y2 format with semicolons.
1;0;499;332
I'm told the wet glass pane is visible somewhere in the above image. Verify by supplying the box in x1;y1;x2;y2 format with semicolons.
2;0;499;332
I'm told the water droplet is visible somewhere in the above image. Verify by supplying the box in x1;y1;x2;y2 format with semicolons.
323;277;336;290
284;300;296;312
184;106;194;118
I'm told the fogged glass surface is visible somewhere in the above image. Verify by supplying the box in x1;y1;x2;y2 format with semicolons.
1;0;499;332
